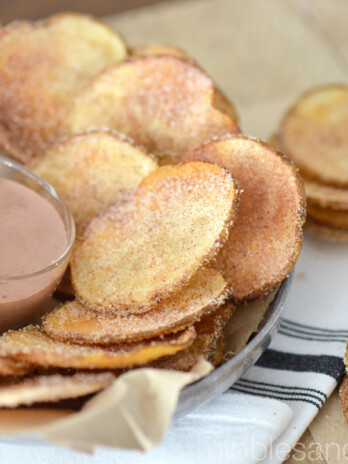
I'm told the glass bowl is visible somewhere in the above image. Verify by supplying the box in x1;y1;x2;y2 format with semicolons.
0;155;75;332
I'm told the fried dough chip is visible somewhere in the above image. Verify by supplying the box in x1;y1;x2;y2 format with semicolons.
340;375;348;422
183;136;306;303
43;268;229;344
67;56;239;163
280;85;348;187
71;161;238;313
132;44;193;61
0;326;195;370
0;372;114;408
0;13;127;164
307;204;348;229
305;179;348;211
152;303;235;371
305;218;348;243
0;357;32;377
32;130;158;227
131;45;238;124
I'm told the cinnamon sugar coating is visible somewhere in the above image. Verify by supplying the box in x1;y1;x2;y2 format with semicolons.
183;136;306;303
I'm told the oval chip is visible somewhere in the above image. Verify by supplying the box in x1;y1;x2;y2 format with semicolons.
304;179;348;211
0;326;195;370
43;268;229;344
305;218;348;243
183;136;306;303
32;130;158;227
131;45;238;124
0;373;115;408
280;85;348;187
67;56;239;163
71;161;239;313
307;204;348;229
0;13;127;164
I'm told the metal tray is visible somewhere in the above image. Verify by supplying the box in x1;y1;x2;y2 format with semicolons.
175;272;293;417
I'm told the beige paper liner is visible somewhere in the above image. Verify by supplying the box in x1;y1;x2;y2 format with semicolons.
0;294;270;452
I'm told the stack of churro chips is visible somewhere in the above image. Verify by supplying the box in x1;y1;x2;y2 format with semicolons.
274;86;348;242
0;13;305;408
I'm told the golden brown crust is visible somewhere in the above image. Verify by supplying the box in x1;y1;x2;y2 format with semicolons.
71;161;239;313
279;84;348;187
152;302;235;371
183;135;306;303
307;203;348;229
67;55;239;162
304;179;348;211
340;375;348;422
0;372;115;408
0;326;196;370
131;44;193;61
43;268;230;344
0;357;33;377
32;129;158;227
305;218;348;242
0;13;127;164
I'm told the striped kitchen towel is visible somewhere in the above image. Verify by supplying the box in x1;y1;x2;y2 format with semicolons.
2;235;346;464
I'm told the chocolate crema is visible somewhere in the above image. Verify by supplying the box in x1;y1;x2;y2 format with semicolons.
0;178;69;331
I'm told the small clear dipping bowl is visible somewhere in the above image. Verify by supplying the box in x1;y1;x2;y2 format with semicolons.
0;156;75;332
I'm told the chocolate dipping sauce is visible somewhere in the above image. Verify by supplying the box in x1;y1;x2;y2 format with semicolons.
0;178;69;331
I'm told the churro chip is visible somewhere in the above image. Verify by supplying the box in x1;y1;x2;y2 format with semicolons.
0;372;115;408
269;134;348;211
0;357;32;377
0;326;195;370
305;218;348;243
304;179;348;211
0;13;127;164
307;204;348;229
67;56;239;163
132;44;193;61
183;136;306;303
43;268;229;344
280;85;348;186
131;46;238;123
340;375;348;422
32;130;158;227
71;161;239;313
153;303;235;371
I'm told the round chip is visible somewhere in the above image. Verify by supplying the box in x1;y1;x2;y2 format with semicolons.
183;136;306;303
71;161;239;313
280;85;348;187
32;130;158;227
305;179;348;211
307;204;348;229
0;13;127;164
0;326;195;370
0;373;115;408
132;44;193;61
305;218;348;243
131;45;238;124
43;268;229;344
152;302;235;371
340;375;348;422
67;56;239;163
